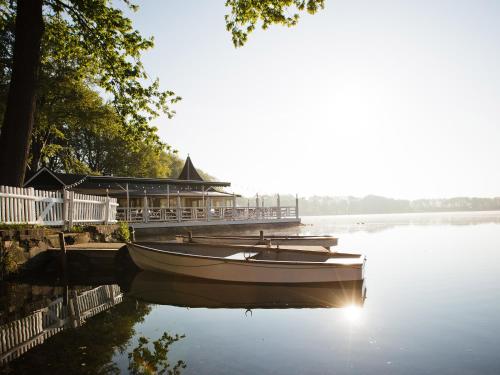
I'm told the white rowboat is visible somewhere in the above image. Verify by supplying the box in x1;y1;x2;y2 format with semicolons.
127;242;365;283
175;234;338;249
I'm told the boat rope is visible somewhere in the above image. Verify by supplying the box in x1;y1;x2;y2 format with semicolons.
135;249;359;269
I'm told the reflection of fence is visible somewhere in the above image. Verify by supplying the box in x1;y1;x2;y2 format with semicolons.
117;206;298;223
0;285;122;365
0;186;118;226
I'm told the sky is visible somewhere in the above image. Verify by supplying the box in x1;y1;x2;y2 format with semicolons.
125;0;500;199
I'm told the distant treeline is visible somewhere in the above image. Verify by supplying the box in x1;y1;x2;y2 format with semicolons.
237;194;500;215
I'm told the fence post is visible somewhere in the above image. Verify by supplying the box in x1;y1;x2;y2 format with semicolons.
143;192;149;223
295;194;299;219
28;187;35;224
232;194;237;220
104;196;110;225
177;192;181;223
68;191;74;228
277;194;281;219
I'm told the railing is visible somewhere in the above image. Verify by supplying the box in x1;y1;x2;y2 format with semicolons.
0;185;118;226
0;285;122;365
116;206;298;223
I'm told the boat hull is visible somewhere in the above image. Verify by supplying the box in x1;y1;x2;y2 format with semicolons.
127;243;364;283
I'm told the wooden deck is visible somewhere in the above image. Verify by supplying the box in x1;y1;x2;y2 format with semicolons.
130;217;301;229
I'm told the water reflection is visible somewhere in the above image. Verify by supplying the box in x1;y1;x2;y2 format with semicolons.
128;271;367;309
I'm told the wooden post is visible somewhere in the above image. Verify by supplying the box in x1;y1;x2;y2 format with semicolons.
202;185;205;208
58;232;67;277
28;187;35;224
232;193;237;220
296;193;299;219
68;191;74;228
256;194;260;219
167;184;170;208
129;226;135;242
177;192;181;223
188;231;193;242
207;196;211;221
126;183;130;221
104;189;110;225
143;191;148;223
277;194;281;219
62;189;68;228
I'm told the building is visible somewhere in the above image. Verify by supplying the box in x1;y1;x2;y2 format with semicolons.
24;156;299;227
24;156;238;209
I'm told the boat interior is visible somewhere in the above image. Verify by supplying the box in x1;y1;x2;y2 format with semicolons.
136;242;363;263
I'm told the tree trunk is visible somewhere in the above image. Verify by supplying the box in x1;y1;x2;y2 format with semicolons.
0;0;44;187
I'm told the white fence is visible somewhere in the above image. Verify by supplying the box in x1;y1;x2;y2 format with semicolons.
0;186;118;226
117;205;298;223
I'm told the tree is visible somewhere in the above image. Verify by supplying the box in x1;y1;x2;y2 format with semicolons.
0;0;179;186
0;0;325;186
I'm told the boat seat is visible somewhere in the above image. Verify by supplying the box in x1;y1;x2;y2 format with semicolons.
225;252;259;260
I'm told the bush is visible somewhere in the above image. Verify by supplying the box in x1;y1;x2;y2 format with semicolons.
0;240;21;279
116;222;130;242
68;225;86;233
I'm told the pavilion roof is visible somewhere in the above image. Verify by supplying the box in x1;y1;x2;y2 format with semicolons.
24;166;231;193
178;155;203;181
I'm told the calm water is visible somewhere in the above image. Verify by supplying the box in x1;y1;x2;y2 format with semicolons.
2;212;500;374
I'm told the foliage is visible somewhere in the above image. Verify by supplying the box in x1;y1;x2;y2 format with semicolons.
0;0;325;181
0;1;180;175
116;222;130;242
68;225;86;233
225;0;325;46
128;332;186;375
0;240;20;278
41;0;181;134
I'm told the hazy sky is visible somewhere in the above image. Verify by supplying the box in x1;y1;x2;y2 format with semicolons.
126;0;500;199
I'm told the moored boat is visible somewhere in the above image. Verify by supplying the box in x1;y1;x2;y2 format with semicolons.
175;233;338;249
127;241;365;283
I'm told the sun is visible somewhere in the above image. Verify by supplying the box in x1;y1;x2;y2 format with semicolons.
342;304;363;324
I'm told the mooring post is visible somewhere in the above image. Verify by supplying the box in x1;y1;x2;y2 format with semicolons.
259;230;264;241
58;232;67;278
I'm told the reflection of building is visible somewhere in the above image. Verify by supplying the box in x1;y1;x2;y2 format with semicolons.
0;285;122;366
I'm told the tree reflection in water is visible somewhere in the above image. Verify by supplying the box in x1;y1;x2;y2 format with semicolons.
0;296;186;375
128;332;186;375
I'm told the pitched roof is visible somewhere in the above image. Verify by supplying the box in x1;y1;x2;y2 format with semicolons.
178;155;204;181
24;167;87;188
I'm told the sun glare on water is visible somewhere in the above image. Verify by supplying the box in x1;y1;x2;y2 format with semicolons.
342;304;363;324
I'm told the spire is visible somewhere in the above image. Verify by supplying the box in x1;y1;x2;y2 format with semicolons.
178;155;203;181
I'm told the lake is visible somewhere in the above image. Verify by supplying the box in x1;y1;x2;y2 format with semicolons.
2;212;500;374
